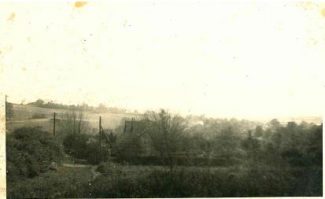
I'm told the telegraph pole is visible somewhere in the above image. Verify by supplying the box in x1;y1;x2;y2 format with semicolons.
5;95;7;124
99;116;102;159
78;117;81;134
123;120;127;134
73;112;76;134
53;112;56;136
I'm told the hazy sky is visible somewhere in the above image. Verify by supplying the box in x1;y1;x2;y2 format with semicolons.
1;0;325;119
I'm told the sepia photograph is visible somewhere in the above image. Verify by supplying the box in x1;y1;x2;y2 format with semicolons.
1;0;324;198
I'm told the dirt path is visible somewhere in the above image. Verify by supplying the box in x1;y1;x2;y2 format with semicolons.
62;163;101;180
62;163;90;168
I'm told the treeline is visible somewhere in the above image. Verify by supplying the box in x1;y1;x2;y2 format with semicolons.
114;111;322;169
56;109;322;170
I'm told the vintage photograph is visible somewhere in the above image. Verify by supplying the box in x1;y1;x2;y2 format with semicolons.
1;0;324;198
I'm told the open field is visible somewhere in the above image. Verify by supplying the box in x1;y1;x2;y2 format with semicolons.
7;104;140;133
7;104;322;134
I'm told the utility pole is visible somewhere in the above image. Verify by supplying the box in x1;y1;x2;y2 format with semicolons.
5;95;7;124
78;110;83;134
53;112;56;136
78;114;81;134
78;121;81;134
131;117;135;133
99;116;102;159
73;112;76;134
123;120;127;134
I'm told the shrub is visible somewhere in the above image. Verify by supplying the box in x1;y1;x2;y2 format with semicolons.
7;168;90;198
87;164;322;197
85;140;110;164
7;127;63;182
63;133;89;159
63;133;110;164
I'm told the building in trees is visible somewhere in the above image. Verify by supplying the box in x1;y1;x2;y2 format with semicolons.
116;118;155;161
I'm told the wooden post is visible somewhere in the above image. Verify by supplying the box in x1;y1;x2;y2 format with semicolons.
5;95;7;122
73;112;76;134
53;112;56;136
123;120;127;134
99;116;102;158
78;111;83;134
78;116;81;134
130;118;134;133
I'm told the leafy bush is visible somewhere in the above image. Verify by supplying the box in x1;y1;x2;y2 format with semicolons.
85;140;110;164
87;164;321;197
63;133;110;164
7;167;91;198
63;133;89;159
7;127;63;182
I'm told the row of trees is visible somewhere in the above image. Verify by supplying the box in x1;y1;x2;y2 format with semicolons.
25;107;320;172
95;110;322;196
114;110;322;170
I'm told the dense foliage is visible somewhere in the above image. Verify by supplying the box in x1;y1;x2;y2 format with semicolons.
7;167;91;198
114;112;322;170
86;163;322;197
7;127;63;182
109;111;322;196
63;133;110;164
6;110;323;197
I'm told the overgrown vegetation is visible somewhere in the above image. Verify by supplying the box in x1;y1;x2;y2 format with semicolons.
63;133;110;164
8;167;92;198
7;127;63;182
81;163;322;197
6;109;323;198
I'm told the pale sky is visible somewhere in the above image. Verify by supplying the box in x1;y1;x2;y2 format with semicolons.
1;0;325;119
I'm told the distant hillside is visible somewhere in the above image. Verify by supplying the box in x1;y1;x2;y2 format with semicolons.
6;103;322;134
6;104;141;133
26;99;130;114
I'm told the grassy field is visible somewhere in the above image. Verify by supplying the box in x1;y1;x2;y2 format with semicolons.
7;104;140;133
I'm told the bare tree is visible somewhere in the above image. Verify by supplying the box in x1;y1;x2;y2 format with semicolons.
144;109;186;171
58;109;90;138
